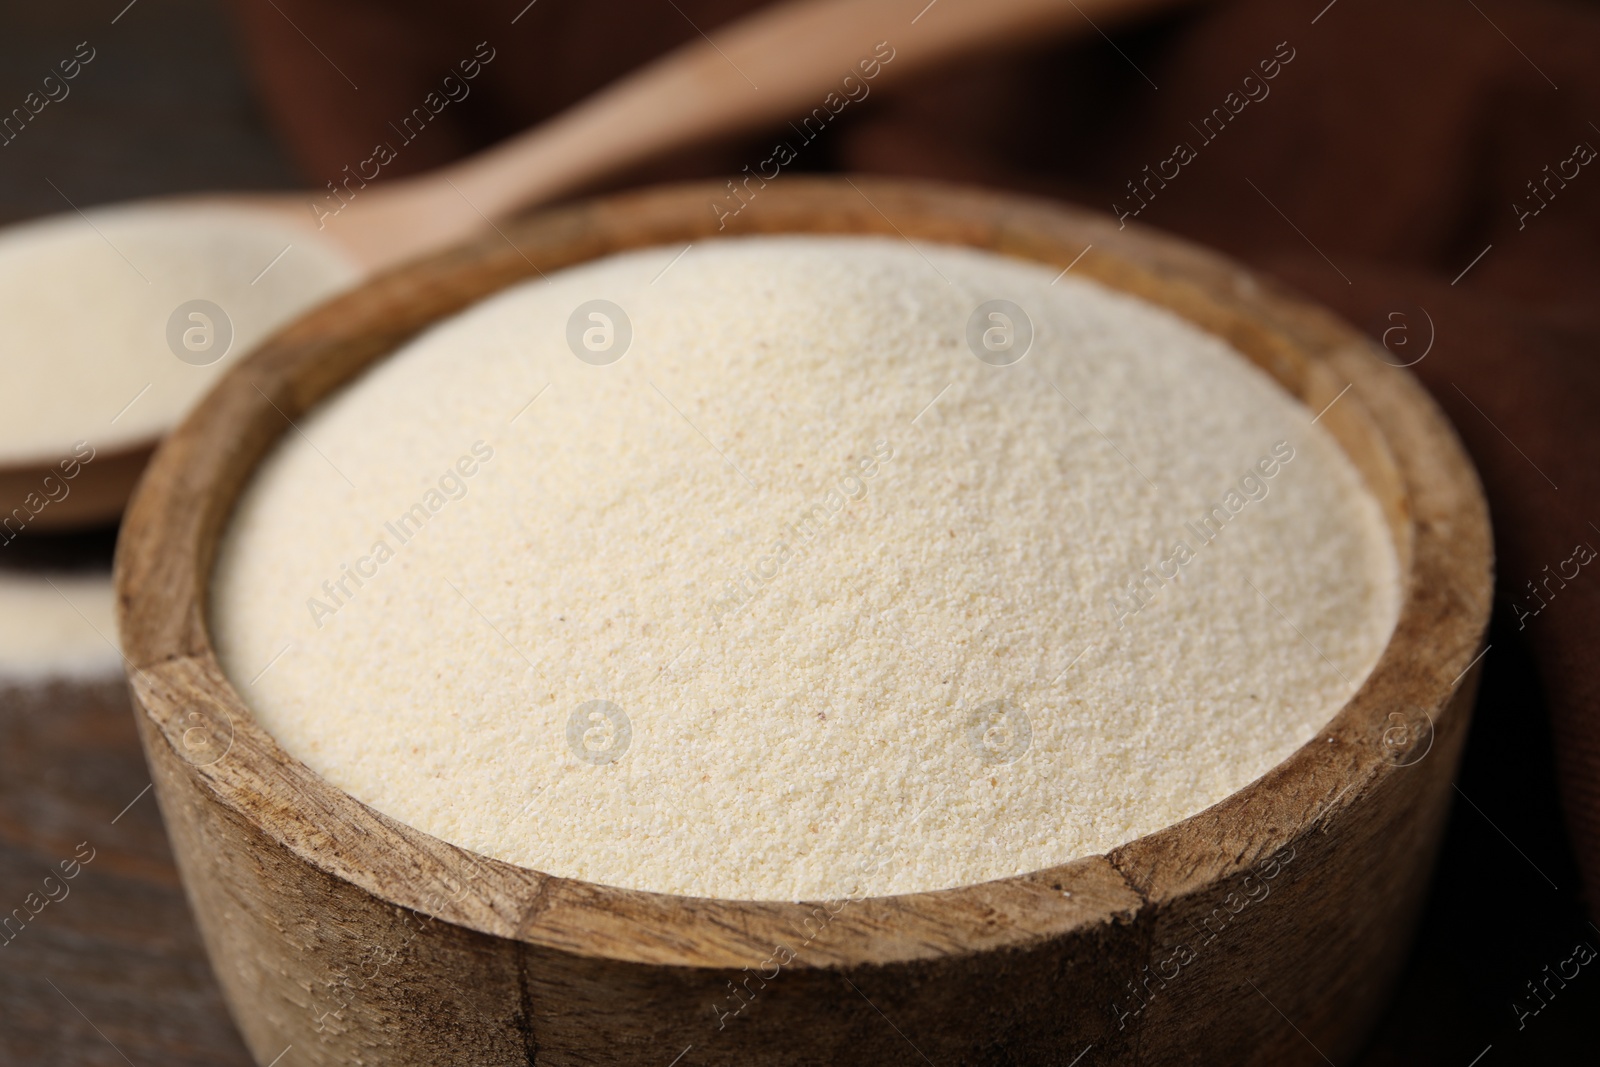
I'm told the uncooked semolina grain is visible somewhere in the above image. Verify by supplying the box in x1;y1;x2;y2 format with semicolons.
0;571;119;682
211;236;1399;901
0;204;356;459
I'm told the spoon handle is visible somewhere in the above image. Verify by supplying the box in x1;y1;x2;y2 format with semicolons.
354;0;1187;267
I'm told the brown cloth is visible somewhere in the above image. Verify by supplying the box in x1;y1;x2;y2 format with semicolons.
232;0;1600;908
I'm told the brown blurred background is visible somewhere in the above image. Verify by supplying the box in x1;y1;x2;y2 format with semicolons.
3;0;1598;1063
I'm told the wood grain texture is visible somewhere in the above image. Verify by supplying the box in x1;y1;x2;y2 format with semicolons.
113;178;1493;1066
12;648;1596;1066
0;677;254;1067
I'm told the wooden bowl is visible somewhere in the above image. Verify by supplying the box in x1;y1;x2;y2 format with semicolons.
116;178;1491;1067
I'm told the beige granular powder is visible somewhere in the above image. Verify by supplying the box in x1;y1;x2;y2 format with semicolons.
211;236;1399;902
0;571;119;682
0;204;356;460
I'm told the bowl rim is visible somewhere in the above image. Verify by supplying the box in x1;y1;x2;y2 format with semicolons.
114;175;1492;971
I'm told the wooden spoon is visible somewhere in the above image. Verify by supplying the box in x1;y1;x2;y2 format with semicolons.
0;0;1183;532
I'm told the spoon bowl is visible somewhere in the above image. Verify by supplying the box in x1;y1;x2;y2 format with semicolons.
0;0;1186;532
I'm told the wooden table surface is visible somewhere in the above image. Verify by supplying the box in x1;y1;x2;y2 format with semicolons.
1;675;253;1066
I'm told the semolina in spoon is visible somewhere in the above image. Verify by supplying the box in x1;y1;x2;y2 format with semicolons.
0;0;1184;532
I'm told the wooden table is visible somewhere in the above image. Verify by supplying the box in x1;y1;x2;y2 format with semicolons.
0;675;252;1066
